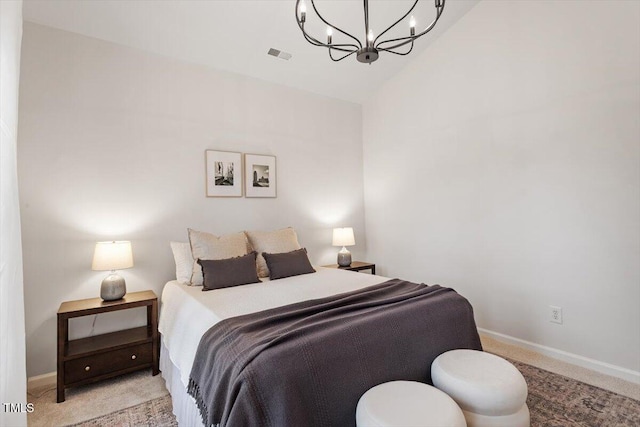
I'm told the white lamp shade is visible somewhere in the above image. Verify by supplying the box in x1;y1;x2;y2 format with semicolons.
332;227;355;247
92;241;134;271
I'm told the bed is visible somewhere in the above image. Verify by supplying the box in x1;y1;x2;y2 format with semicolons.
159;266;482;427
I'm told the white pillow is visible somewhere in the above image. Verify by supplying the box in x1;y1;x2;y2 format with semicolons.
170;241;195;285
244;227;301;278
188;228;250;284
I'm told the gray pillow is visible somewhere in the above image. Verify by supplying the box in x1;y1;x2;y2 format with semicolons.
244;228;302;278
198;252;261;291
188;228;250;285
262;248;316;280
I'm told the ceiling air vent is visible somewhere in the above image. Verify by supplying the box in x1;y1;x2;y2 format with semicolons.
268;48;292;61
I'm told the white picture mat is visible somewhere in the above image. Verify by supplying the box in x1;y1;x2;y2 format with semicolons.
205;150;242;197
244;154;276;198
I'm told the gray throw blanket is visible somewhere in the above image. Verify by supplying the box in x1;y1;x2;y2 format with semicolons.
188;279;482;427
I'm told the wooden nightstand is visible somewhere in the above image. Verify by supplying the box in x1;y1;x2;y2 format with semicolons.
322;261;376;275
56;290;159;403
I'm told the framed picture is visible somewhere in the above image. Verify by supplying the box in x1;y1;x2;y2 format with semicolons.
244;154;277;198
205;150;243;197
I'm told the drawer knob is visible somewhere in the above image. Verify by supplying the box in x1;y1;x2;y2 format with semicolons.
131;354;137;360
85;366;91;371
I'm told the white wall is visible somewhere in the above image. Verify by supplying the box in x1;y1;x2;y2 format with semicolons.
1;0;27;425
363;0;640;376
18;23;365;377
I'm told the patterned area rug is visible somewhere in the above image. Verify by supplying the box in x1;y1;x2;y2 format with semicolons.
69;395;177;427
515;360;640;426
71;362;639;427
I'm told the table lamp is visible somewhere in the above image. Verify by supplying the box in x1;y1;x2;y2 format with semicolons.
92;241;134;301
332;227;355;267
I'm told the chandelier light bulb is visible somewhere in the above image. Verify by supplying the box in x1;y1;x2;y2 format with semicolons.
299;1;307;22
410;15;416;36
327;27;333;44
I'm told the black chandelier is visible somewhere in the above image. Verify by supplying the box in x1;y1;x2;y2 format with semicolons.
295;0;445;64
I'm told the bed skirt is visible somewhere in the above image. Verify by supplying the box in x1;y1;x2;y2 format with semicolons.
160;337;205;427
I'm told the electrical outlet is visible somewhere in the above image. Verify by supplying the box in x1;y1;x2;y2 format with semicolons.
549;305;563;324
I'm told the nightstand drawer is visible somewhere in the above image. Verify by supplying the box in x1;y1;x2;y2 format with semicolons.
64;343;152;384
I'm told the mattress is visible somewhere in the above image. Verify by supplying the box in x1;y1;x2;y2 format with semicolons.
158;267;389;391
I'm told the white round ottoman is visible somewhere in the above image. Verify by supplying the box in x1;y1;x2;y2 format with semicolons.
356;380;466;427
431;350;530;427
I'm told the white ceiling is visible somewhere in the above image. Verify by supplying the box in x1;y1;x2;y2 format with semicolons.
22;0;479;104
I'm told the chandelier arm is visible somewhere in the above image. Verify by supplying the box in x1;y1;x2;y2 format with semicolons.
329;48;357;62
375;2;444;51
326;44;359;53
296;7;326;47
378;40;415;56
376;36;414;51
412;0;445;39
297;1;346;49
301;31;327;47
299;21;359;52
309;0;362;49
373;0;419;46
299;23;359;52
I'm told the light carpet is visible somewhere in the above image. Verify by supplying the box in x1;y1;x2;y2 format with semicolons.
27;369;168;426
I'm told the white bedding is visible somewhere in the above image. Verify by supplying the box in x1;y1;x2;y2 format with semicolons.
158;267;389;389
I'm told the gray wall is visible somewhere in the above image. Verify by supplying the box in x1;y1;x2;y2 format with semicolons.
363;0;640;376
18;23;365;376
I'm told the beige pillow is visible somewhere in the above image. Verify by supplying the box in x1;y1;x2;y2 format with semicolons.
245;227;302;278
170;241;195;285
188;228;250;284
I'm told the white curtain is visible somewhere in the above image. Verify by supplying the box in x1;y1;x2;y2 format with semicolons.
0;1;27;426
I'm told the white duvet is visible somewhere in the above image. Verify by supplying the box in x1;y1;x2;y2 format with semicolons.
158;267;389;388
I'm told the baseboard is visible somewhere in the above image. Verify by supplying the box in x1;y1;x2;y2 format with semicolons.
27;371;56;390
478;328;640;385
